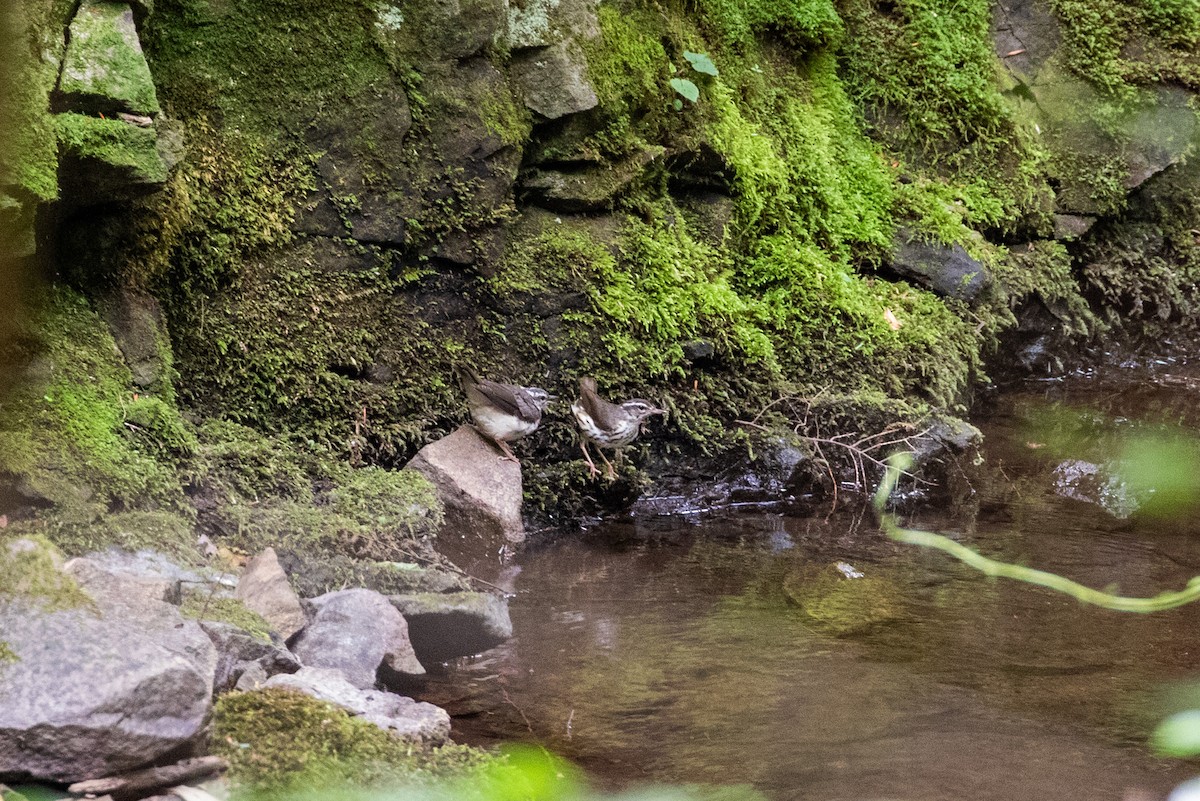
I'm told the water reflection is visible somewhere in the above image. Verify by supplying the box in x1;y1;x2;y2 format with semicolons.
428;366;1200;800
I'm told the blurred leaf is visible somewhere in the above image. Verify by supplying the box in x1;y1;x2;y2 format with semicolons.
1117;434;1200;517
1154;710;1200;757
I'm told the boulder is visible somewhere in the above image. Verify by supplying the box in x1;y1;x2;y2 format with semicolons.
783;562;907;637
235;548;306;641
200;621;301;693
503;0;600;50
0;555;216;781
405;425;525;577
388;591;513;663
888;231;991;302
289;588;424;687
55;1;160;116
511;39;599;120
263;667;450;744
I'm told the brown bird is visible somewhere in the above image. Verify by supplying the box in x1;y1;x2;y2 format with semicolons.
570;377;665;480
456;366;554;463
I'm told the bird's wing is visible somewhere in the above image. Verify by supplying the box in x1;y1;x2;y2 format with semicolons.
474;379;539;422
577;377;617;427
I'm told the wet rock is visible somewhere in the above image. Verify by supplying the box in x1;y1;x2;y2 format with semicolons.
388;591;513;663
0;549;215;782
511;39;599;120
290;588;424;687
888;231;991;302
991;0;1061;82
1052;459;1143;519
677;190;736;248
235;548;307;641
55;1;160;116
522;146;663;212
276;552;470;599
783;562;907;636
200;621;301;693
263;667;451;744
97;289;172;390
406;425;525;577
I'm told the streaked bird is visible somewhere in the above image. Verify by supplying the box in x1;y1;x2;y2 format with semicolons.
456;366;554;463
570;376;665;480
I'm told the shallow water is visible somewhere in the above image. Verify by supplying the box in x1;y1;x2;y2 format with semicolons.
422;360;1200;801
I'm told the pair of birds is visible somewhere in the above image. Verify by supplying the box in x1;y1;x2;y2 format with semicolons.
456;367;665;480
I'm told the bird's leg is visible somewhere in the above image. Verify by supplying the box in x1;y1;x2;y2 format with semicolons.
493;438;520;464
579;440;600;478
598;448;618;482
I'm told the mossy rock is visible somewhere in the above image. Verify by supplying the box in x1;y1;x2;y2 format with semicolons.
212;688;497;793
783;562;907;636
57;1;161;116
180;588;272;643
0;536;93;612
55;113;169;191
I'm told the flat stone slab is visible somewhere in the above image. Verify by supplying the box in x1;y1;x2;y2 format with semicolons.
263;667;450;744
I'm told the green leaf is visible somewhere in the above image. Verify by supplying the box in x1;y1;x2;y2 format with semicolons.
683;50;719;76
1153;710;1200;757
670;78;699;103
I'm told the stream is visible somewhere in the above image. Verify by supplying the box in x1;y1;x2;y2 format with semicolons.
421;358;1200;800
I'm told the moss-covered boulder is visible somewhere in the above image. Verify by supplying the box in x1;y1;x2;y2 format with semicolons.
56;1;161;116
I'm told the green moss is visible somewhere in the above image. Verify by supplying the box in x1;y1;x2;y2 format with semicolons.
212;689;496;794
995;241;1100;339
180;589;273;642
691;0;843;51
54;113;167;183
0;535;94;611
0;0;75;202
59;1;161;114
0;286;186;517
479;88;532;149
188;421;442;562
143;0;391;131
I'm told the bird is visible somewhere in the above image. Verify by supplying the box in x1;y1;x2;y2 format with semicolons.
570;376;666;480
456;366;554;463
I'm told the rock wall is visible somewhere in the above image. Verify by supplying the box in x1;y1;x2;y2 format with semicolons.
2;0;1200;528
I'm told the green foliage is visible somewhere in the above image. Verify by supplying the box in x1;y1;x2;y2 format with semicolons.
125;395;198;455
212;689;497;795
1153;710;1200;757
671;78;700;103
683;51;718;76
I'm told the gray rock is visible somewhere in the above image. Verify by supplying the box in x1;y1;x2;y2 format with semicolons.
199;621;301;693
406;426;525;578
511;39;598;119
56;1;160;116
388;591;513;662
235;548;306;641
290;588;424;687
233;663;269;691
889;231;992;302
263;667;450;744
97;289;172;389
0;568;216;782
503;0;600;49
275;552;470;599
64;555;180;606
1052;213;1095;240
